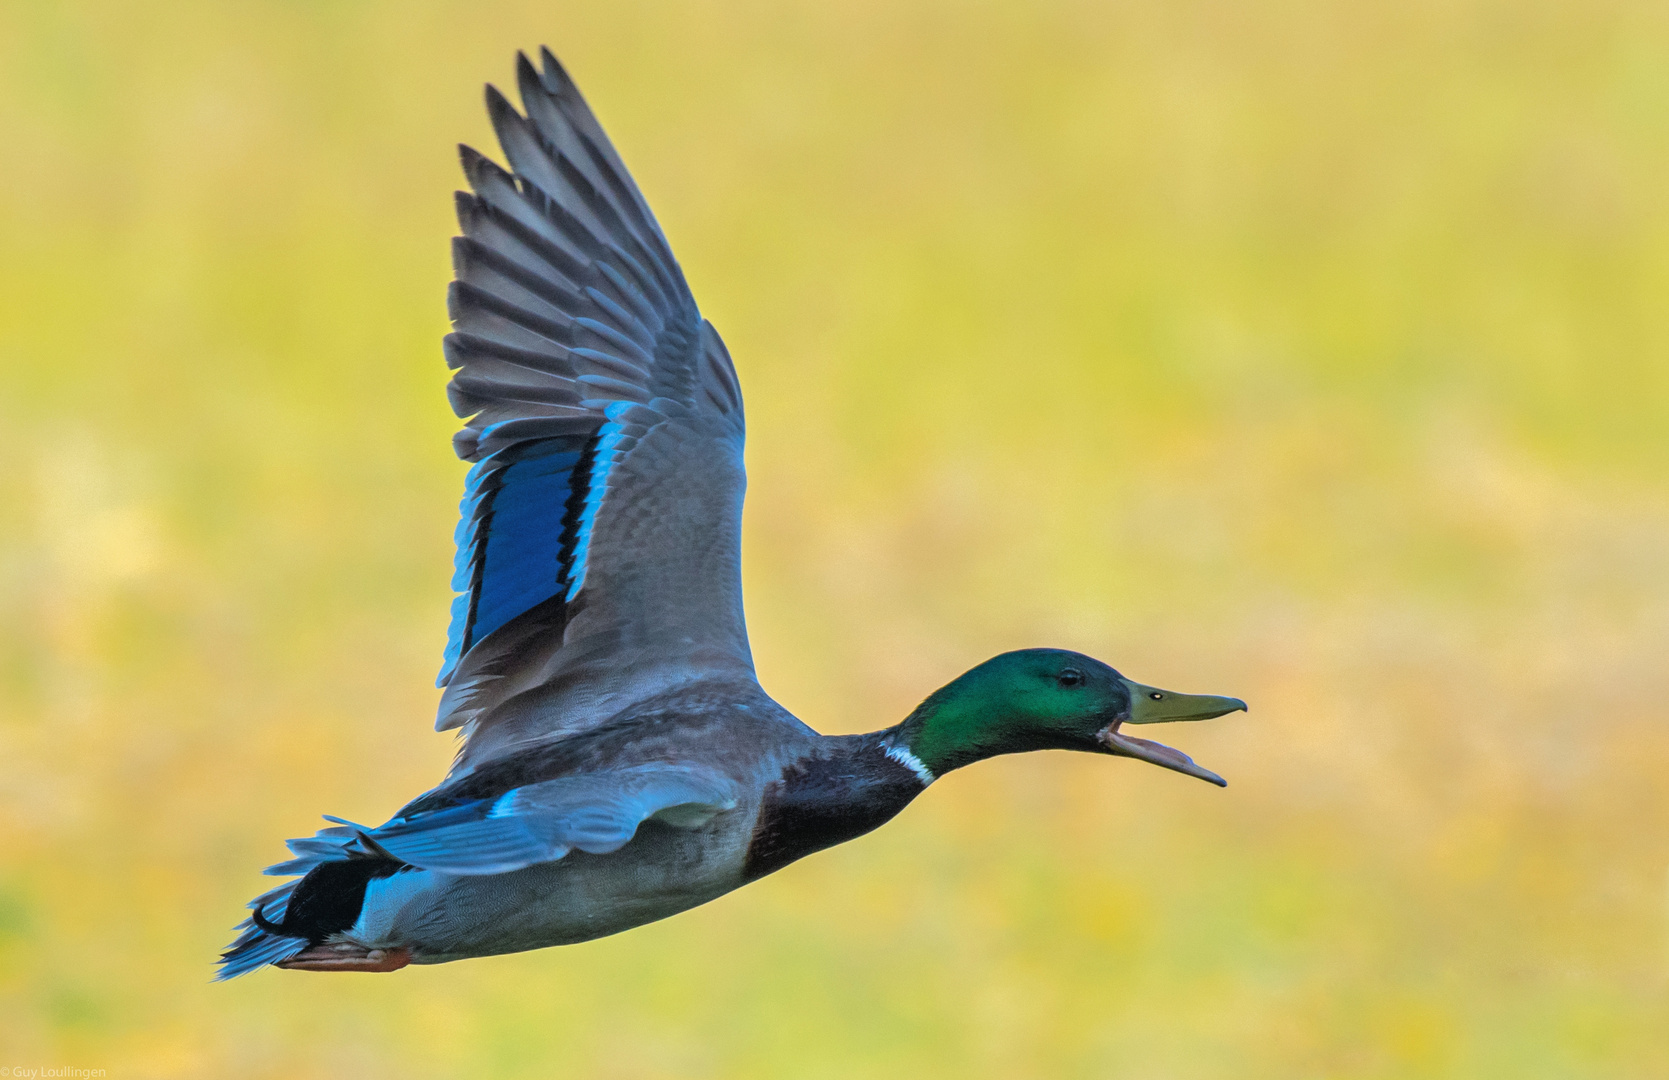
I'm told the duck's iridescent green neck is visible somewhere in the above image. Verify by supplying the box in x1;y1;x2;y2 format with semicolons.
890;692;992;779
890;650;1129;777
890;697;1083;778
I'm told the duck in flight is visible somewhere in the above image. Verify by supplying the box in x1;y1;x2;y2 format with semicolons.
218;48;1246;978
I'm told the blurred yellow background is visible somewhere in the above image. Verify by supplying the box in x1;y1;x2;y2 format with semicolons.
2;1;1667;1076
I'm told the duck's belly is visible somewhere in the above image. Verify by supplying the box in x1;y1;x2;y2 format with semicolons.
352;819;749;964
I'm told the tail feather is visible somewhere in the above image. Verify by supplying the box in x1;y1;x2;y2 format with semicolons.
216;819;381;981
216;882;308;980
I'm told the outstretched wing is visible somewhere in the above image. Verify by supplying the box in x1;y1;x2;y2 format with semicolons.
436;49;754;768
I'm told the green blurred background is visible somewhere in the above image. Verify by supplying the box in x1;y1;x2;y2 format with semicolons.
2;1;1667;1076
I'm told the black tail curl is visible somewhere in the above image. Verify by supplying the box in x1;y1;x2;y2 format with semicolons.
253;857;410;945
250;902;299;938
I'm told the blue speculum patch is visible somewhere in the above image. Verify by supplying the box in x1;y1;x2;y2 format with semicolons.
439;435;593;683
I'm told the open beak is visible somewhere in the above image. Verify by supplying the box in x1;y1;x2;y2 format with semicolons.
1096;680;1247;788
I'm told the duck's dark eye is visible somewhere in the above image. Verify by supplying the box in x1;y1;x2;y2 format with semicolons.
1058;668;1084;687
1149;692;1163;700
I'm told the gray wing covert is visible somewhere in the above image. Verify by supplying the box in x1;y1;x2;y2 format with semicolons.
435;49;755;768
364;763;742;876
253;763;741;879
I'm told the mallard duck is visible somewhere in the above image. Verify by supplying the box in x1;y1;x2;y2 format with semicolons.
217;48;1246;979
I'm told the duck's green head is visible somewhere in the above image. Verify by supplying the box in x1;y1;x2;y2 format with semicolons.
895;648;1245;786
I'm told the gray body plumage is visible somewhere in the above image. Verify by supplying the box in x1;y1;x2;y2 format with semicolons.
349;690;823;964
359;832;744;965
